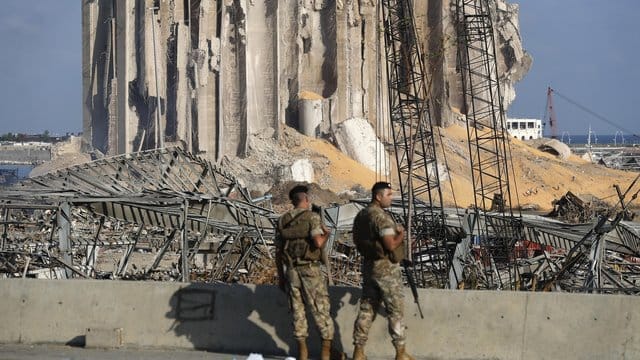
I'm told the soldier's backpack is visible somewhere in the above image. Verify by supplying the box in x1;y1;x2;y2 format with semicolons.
277;210;322;265
352;207;404;263
352;207;386;260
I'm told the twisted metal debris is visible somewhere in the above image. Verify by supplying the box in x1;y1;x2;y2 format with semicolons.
0;147;277;283
1;148;640;295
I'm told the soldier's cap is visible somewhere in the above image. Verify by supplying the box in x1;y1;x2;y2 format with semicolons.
289;184;309;200
371;181;392;193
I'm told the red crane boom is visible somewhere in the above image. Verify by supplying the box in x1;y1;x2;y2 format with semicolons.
546;87;559;139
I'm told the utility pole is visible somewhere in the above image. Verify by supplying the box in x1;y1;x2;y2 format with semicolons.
149;6;164;149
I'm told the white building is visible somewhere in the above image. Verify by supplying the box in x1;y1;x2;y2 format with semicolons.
506;118;543;140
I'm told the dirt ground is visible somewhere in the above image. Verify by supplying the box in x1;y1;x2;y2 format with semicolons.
29;125;640;214
30;136;91;178
435;123;639;211
282;122;639;213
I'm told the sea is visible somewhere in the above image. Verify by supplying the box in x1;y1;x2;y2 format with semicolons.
0;164;33;186
558;134;640;146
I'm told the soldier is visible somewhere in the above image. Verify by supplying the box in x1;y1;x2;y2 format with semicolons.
351;182;414;360
275;184;334;360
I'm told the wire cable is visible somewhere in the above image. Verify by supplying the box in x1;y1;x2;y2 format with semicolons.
551;88;640;141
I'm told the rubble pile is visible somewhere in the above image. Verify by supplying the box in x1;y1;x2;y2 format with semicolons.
549;191;596;224
436;122;640;213
1;125;640;294
220;125;378;199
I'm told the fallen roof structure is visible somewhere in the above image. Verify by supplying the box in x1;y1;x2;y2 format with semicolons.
1;148;640;295
0;147;277;282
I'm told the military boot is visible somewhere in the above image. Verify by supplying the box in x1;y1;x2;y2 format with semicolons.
297;338;308;360
320;339;331;360
331;347;347;360
352;344;365;360
394;344;415;360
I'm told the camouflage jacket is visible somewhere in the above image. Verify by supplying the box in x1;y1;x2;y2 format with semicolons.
352;203;404;263
276;208;324;266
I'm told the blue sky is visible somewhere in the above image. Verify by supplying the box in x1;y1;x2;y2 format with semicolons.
508;0;640;137
0;1;637;137
0;1;80;135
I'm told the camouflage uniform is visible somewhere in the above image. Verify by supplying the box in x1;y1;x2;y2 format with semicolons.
352;204;407;346
276;208;334;341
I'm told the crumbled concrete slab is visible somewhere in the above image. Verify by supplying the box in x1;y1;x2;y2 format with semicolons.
531;138;571;160
333;118;389;175
290;158;314;183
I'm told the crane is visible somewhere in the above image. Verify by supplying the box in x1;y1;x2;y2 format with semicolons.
453;0;522;289
547;87;640;142
546;87;559;139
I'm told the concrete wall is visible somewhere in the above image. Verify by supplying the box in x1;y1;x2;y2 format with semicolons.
1;279;639;359
0;145;51;163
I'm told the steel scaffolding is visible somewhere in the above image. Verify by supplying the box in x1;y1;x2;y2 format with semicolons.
455;0;521;289
380;0;449;286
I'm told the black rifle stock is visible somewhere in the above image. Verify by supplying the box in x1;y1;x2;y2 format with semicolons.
402;260;424;319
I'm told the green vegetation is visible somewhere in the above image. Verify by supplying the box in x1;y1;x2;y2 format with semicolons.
0;133;21;141
0;131;64;143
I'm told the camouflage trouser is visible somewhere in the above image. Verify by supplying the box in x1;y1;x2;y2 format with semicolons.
353;259;406;346
287;262;334;340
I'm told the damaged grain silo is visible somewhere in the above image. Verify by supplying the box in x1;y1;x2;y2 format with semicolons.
82;0;531;162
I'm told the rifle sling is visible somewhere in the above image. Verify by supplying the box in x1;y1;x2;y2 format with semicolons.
281;210;308;230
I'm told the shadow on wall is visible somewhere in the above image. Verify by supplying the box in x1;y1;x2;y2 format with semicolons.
166;283;283;356
328;286;360;354
165;283;360;357
255;284;360;356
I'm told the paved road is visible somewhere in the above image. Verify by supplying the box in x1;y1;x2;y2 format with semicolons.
0;344;438;360
0;344;286;360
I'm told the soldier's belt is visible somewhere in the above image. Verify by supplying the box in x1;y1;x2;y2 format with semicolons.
291;260;321;268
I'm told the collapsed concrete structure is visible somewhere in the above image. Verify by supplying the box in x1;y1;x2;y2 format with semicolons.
1;146;640;294
82;0;530;161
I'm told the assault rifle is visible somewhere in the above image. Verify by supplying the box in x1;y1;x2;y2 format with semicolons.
401;259;424;319
312;204;334;286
